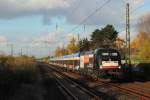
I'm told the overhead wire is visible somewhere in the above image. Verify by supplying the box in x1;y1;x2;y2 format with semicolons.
69;0;82;15
53;0;112;44
67;0;111;34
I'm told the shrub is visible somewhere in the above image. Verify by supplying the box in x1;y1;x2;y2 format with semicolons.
0;56;38;99
132;63;150;80
138;63;150;76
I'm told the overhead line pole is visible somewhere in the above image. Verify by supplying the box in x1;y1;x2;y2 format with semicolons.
83;25;85;35
20;48;23;56
10;44;13;56
126;3;131;65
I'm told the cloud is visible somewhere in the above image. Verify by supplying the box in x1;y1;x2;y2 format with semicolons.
0;0;74;19
31;33;57;47
31;30;84;48
31;30;65;48
132;0;144;6
0;0;147;26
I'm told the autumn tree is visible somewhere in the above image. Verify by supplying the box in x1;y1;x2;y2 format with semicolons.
135;13;150;62
55;46;68;57
138;38;150;62
55;47;62;57
54;37;79;56
66;37;79;54
131;32;148;49
131;32;150;62
62;47;68;55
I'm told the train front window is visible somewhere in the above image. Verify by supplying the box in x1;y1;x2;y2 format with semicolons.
100;52;119;61
111;53;118;56
101;52;109;61
101;52;109;56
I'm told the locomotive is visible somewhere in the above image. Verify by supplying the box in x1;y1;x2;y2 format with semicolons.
50;48;123;79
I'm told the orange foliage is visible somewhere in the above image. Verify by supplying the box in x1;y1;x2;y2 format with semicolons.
131;32;148;49
131;32;150;61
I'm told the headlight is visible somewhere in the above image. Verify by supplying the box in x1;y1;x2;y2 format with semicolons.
118;66;121;69
99;66;102;69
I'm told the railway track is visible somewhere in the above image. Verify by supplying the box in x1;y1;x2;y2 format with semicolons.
98;81;150;100
131;82;150;92
122;83;150;95
46;63;150;100
54;72;80;100
45;66;100;100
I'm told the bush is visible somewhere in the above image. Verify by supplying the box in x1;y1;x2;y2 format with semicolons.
138;63;150;76
132;63;150;80
0;56;38;99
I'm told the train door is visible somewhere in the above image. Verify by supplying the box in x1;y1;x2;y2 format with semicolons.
84;55;90;66
87;54;94;68
80;55;90;68
80;56;84;69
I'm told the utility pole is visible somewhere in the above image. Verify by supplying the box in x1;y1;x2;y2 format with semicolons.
78;34;80;42
56;23;58;31
20;48;23;56
10;44;13;56
48;44;51;57
26;47;29;56
77;33;80;52
83;25;86;35
126;3;131;65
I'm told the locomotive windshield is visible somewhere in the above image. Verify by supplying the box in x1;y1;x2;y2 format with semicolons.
100;51;120;61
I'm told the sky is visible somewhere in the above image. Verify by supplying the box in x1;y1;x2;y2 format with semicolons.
0;0;150;57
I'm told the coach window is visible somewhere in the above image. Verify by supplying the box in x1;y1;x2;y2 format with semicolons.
89;57;93;68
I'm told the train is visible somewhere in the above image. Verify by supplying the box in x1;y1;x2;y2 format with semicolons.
50;48;125;79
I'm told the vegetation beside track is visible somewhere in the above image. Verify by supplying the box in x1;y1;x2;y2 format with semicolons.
131;63;150;81
0;56;41;100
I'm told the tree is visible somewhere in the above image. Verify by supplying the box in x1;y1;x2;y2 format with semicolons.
61;47;68;56
91;24;118;49
66;37;79;54
138;38;150;62
135;14;150;62
78;38;90;52
131;32;150;62
115;37;125;49
55;46;68;57
131;32;148;49
55;47;63;57
115;37;126;58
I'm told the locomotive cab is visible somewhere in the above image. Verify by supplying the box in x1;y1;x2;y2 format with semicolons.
94;48;122;78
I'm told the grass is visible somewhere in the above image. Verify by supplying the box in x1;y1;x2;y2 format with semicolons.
0;55;38;100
